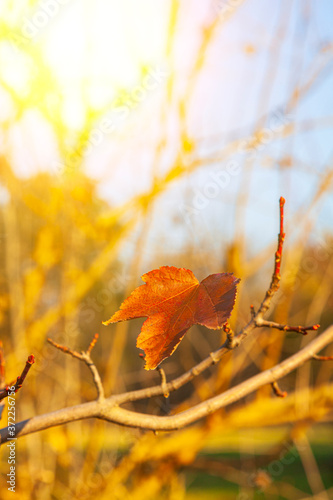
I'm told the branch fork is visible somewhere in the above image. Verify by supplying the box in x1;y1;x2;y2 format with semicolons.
47;334;104;401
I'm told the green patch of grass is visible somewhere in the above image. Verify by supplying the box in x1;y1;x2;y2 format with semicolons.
185;426;333;499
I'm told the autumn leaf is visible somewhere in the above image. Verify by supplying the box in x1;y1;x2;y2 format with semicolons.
103;266;240;370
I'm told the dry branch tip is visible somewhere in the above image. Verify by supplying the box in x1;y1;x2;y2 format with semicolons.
271;381;287;398
0;353;35;401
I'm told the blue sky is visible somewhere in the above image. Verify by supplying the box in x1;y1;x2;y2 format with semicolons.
1;0;333;263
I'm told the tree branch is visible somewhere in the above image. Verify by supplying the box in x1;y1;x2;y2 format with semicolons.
47;334;104;401
102;325;333;430
0;353;35;402
1;325;332;441
312;354;333;361
271;380;287;398
255;319;320;335
157;367;169;398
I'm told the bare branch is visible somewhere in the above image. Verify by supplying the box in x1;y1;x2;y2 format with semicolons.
80;351;105;401
101;325;333;430
87;333;99;354
47;335;104;401
47;338;83;361
271;381;287;398
231;197;287;345
223;322;235;348
157;367;169;398
255;319;320;335
312;354;333;361
0;354;35;402
1;325;332;441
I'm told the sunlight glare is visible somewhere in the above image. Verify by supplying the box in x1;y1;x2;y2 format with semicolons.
43;0;169;120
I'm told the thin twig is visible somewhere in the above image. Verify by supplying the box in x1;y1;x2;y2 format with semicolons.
294;436;330;500
271;381;287;398
223;322;235;348
255;196;285;316
47;338;83;361
87;333;99;355
230;197;287;347
47;336;104;401
256;319;320;335
312;354;333;361
157;367;169;398
274;196;286;282
80;352;105;401
0;354;35;402
15;355;35;389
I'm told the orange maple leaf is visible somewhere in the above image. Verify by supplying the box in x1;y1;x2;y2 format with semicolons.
103;266;240;370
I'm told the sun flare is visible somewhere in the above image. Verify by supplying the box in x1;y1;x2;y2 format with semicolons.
3;0;169;129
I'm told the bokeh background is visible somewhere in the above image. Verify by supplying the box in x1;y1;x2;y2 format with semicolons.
0;0;333;498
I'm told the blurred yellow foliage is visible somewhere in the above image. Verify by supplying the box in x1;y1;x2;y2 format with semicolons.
34;226;62;269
